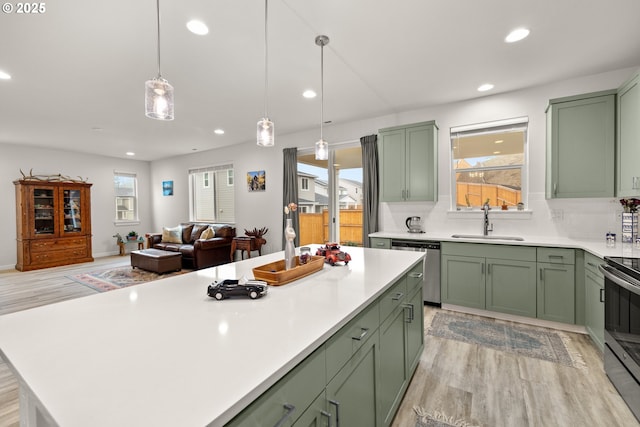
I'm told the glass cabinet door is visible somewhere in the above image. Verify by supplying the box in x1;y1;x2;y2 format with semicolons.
33;187;56;235
62;188;83;234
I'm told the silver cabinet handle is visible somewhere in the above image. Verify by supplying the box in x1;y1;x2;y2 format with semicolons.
487;264;491;275
329;400;340;427
554;182;557;195
352;327;369;341
548;255;564;260
321;410;332;427
539;267;544;281
403;303;414;322
392;292;404;301
409;272;423;278
375;242;385;247
600;288;605;303
273;403;296;427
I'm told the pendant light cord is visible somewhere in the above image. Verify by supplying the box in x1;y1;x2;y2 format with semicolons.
264;0;269;118
155;0;162;78
320;40;324;140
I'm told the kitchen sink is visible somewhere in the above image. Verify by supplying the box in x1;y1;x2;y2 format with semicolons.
451;234;524;241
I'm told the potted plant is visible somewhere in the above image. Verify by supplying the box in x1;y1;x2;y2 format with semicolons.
127;231;138;241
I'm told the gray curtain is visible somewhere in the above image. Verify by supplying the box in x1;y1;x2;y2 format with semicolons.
282;147;300;248
361;134;379;247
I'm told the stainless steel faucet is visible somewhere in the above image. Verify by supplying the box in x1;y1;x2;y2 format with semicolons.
483;201;494;236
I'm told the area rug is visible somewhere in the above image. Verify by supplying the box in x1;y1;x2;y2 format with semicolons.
426;312;584;368
414;407;478;427
67;266;188;292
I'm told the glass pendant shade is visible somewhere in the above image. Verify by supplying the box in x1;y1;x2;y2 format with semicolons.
257;118;275;147
315;139;328;160
145;77;174;120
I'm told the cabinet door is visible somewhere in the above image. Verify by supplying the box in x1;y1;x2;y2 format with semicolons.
293;392;330;427
405;286;424;377
617;72;640;196
60;187;85;235
30;185;58;238
378;305;407;426
326;334;379;427
585;269;605;352
441;255;485;309
486;258;537;317
537;263;575;324
406;124;437;202
547;93;615;198
379;129;406;202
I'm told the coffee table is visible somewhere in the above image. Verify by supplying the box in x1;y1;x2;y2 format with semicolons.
131;248;182;274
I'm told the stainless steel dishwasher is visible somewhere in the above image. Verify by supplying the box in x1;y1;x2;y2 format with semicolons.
390;239;441;306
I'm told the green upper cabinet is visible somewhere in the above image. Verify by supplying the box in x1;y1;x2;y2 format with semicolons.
545;90;616;199
379;121;438;202
617;71;640;197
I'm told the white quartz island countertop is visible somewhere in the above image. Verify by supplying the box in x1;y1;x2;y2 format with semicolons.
0;246;424;427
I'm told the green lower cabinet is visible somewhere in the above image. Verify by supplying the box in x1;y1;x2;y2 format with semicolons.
293;392;330;427
379;304;407;426
326;333;380;427
405;286;424;376
485;258;537;317
537;262;575;324
441;254;485;309
584;268;605;352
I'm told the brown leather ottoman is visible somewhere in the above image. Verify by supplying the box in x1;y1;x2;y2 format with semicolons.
131;249;182;274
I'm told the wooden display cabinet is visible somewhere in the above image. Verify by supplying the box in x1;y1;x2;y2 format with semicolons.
14;180;93;271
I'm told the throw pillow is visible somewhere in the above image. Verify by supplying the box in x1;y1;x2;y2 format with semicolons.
190;224;207;243
200;227;215;240
161;226;182;244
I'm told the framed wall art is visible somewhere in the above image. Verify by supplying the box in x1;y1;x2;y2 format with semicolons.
162;180;174;196
247;170;266;192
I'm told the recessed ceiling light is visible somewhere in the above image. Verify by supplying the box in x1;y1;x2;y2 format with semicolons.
0;70;12;80
214;129;225;135
494;140;504;144
493;151;501;155
187;20;209;35
126;152;135;156
505;28;530;43
303;90;317;99
477;83;494;92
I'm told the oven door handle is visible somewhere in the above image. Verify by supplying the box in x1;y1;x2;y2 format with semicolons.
599;264;640;296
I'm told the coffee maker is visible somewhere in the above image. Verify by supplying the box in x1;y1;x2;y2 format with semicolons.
405;216;424;233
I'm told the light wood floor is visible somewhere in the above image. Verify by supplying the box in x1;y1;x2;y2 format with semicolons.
1;258;639;427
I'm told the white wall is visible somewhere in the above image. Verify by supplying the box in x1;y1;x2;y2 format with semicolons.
0;143;152;269
150;66;638;248
2;66;637;269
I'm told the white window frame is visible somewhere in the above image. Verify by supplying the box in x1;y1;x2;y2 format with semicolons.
114;171;139;225
301;177;309;191
449;117;529;212
203;172;210;188
188;163;235;223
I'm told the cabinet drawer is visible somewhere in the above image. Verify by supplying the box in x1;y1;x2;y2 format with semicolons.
370;237;391;249
537;247;575;264
325;301;379;381
226;347;326;427
31;237;86;252
30;247;88;264
442;242;536;262
379;276;407;323
406;261;424;294
584;251;603;277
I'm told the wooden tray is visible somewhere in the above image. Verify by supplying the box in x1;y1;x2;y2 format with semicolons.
252;256;325;286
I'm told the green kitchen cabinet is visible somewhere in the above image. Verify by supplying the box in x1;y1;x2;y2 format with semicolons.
617;71;640;197
441;243;537;316
378;271;424;427
545;90;616;199
293;392;330;427
584;252;605;352
326;333;380;427
379;121;438;202
537;247;576;324
370;237;391;249
441;254;486;309
485;258;537;317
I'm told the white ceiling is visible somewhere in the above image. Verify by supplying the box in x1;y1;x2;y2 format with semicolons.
1;0;639;161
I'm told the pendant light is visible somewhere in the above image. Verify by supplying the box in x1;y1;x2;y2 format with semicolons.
145;0;174;121
315;35;329;160
256;0;274;146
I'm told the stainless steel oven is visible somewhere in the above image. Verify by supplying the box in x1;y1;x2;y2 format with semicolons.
599;257;640;422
